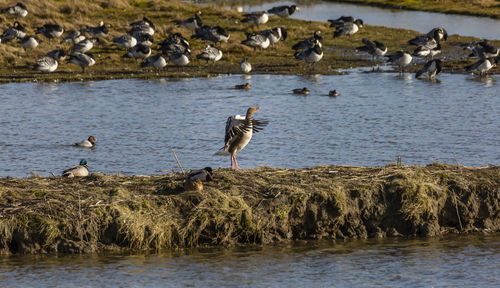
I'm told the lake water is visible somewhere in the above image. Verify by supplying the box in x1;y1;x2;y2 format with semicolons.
1;235;499;287
1;73;499;177
240;1;500;39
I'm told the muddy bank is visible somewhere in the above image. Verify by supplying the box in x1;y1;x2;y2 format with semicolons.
0;0;498;83
0;164;499;254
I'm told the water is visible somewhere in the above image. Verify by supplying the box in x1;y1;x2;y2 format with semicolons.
239;1;500;39
1;73;499;177
0;235;499;287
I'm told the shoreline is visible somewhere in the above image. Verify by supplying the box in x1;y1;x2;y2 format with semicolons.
0;0;498;83
1;164;499;254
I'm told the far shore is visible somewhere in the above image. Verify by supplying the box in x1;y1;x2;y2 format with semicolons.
0;0;498;83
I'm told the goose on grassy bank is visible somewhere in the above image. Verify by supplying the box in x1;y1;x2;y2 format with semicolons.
214;107;268;169
178;11;203;30
197;45;222;63
242;11;269;25
333;19;363;38
267;5;299;17
1;21;26;42
292;30;322;51
356;38;387;65
36;24;64;39
113;34;137;49
1;2;28;17
68;52;95;72
240;56;252;73
86;21;108;38
141;53;168;70
33;56;58;73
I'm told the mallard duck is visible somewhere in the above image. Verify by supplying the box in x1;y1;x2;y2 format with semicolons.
235;83;250;90
329;90;339;97
186;167;214;182
62;159;89;177
240;56;252;73
214;107;268;169
73;136;95;148
293;87;309;95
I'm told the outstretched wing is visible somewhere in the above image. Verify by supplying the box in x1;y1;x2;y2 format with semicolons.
251;119;268;133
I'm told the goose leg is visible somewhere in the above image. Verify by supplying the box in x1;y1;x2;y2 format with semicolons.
233;156;242;170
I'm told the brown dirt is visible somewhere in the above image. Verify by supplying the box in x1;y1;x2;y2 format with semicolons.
1;163;499;254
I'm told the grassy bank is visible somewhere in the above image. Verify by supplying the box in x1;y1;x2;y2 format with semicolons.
1;164;499;254
332;0;500;19
0;0;498;83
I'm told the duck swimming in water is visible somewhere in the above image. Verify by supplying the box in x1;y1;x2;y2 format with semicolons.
293;87;309;95
73;136;95;148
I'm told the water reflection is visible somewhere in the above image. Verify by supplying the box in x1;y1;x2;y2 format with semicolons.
0;235;499;287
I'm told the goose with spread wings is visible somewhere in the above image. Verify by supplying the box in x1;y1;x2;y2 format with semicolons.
214;107;268;169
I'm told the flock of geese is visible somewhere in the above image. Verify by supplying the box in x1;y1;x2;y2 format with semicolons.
1;3;498;179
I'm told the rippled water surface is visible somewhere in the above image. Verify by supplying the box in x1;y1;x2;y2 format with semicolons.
1;73;499;177
241;1;500;39
1;235;499;287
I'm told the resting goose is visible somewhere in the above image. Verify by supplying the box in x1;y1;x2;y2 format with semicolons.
112;34;137;49
61;29;85;44
356;38;387;65
292;31;322;51
178;11;203;30
267;5;299;17
123;43;151;61
242;11;269;25
192;25;230;44
135;33;154;46
36;24;64;39
408;28;444;48
294;39;323;64
240;56;252;73
71;38;96;54
18;35;39;51
160;33;190;54
47;49;67;61
1;21;26;42
2;2;28;17
465;58;498;77
260;27;287;47
62;159;89;178
141;53;168;71
197;45;223;63
214;107;268;169
333;19;363;38
73;136;95;148
169;50;191;67
241;33;270;51
68;52;96;72
86;21;108;38
416;59;442;79
385;51;413;73
130;23;154;38
466;40;499;59
128;17;155;30
328;16;355;27
33;56;58;73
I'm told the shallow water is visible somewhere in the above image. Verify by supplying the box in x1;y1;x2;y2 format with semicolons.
1;235;499;287
0;73;499;177
240;1;500;39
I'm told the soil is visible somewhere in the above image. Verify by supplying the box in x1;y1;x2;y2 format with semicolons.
1;164;499;254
